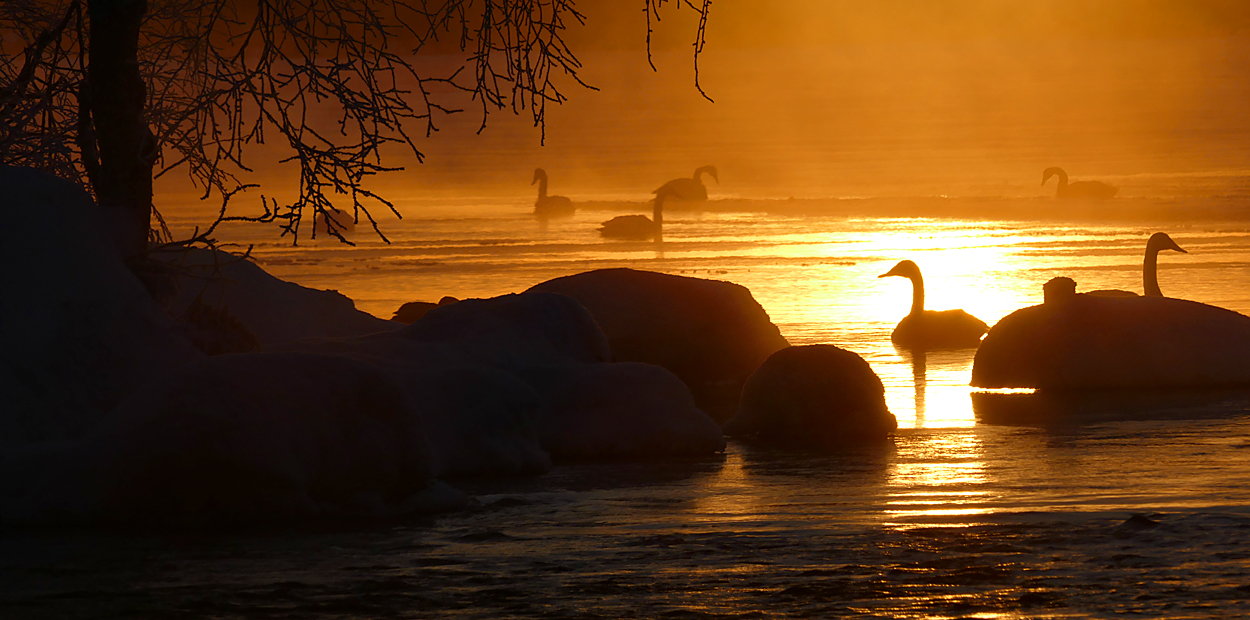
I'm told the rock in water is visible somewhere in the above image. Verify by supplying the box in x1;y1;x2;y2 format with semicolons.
528;269;789;421
725;345;896;447
534;362;726;460
972;293;1250;390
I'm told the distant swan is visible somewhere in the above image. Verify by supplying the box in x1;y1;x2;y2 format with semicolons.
879;260;988;349
1042;167;1118;199
314;207;355;235
599;187;677;241
654;165;718;201
1086;232;1188;298
532;168;575;218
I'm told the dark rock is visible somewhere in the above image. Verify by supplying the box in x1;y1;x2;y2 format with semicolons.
973;294;1250;390
534;362;726;460
725;345;896;446
528;269;788;421
153;247;398;348
392;296;458;324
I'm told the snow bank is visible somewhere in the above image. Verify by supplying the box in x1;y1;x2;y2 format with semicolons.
726;345;896;447
155;247;398;348
528;269;789;421
0;167;202;443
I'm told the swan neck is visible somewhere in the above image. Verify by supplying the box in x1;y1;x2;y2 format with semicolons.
536;177;548;199
1144;247;1162;296
908;273;925;315
653;195;664;229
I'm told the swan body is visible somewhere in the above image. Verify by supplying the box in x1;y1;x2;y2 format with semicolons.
1042;167;1118;199
654;165;718;201
599;187;676;240
314;207;355;235
532;168;574;218
879;260;988;350
972;278;1250;390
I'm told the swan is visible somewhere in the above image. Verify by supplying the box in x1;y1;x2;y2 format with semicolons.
1086;232;1187;298
532;168;575;218
654;165;718;201
878;260;988;349
599;186;677;241
314;207;355;235
1042;167;1118;199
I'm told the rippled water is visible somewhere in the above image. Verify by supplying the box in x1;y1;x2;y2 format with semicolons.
6;186;1250;617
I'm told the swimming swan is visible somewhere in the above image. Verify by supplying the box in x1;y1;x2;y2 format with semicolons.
532;168;575;218
1086;232;1187;298
654;165;718;201
1042;167;1118;199
599;187;677;240
879;260;988;349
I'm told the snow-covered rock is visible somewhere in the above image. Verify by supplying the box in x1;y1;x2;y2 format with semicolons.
534;362;726;460
0;167;203;443
972;292;1250;390
726;345;896;446
71;353;459;523
528;269;789;421
154;247;398;348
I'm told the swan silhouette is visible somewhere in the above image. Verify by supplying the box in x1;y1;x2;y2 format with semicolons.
654;165;718;201
1087;232;1188;298
1042;167;1118;199
314;207;355;235
879;260;988;349
532;168;575;218
599;186;677;241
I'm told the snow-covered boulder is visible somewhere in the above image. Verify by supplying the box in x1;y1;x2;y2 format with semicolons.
154;247;398;348
972;291;1250;390
533;362;726;460
528;269;789;421
70;353;459;523
725;345;896;446
399;292;610;367
0;166;203;443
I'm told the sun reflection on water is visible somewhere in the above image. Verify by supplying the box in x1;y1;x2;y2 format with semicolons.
883;431;992;527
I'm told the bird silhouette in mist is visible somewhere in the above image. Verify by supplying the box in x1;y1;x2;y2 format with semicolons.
532;168;575;218
1042;167;1118;199
1086;232;1187;298
654;165;718;201
314;207;355;235
599;185;679;241
879;260;988;350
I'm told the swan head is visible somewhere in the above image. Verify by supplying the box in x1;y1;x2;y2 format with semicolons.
532;168;547;185
1041;167;1066;186
1146;232;1187;255
695;165;719;184
879;259;921;280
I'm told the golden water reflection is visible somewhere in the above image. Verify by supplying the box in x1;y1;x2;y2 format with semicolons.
883;430;992;526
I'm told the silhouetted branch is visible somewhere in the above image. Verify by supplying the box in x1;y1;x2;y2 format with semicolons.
2;1;716;248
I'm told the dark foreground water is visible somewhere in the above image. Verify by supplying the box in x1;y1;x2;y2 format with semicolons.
5;413;1250;618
